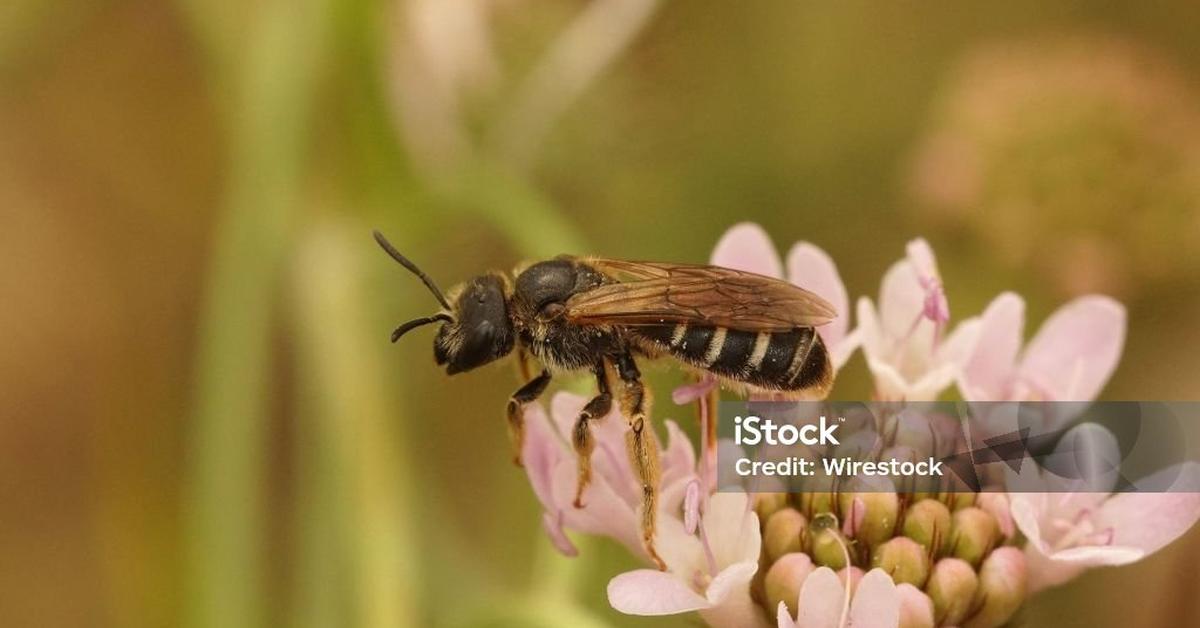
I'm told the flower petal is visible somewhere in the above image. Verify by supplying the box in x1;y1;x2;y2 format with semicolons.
608;569;710;615
711;222;784;277
1097;462;1200;556
705;561;760;606
1019;295;1126;402
878;260;924;341
521;403;564;510
848;569;900;628
895;583;934;628
795;567;844;628
704;492;762;566
778;601;798;628
786;242;850;349
541;510;578;557
960;292;1025;401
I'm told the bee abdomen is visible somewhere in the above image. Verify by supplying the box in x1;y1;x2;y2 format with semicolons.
634;324;830;392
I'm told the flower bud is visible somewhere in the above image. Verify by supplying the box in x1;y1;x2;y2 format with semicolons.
946;491;976;511
897;583;935;628
902;498;951;557
975;492;1015;540
963;547;1027;628
809;513;850;570
765;552;815;616
871;537;930;587
764;508;808;562
949;507;999;567
753;492;789;523
926;557;978;626
797;477;837;517
837;480;900;548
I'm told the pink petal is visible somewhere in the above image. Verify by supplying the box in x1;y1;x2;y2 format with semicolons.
661;419;698;487
704;492;762;566
541;510;578;557
960;292;1025;401
705;561;760;606
608;569;710;615
521;404;564;510
795;567;844;628
673;377;718;405
1050;544;1144;566
710;222;784;278
847;569;900;628
786;242;850;348
778;601;798;628
905;238;939;283
1019;296;1126;402
895;584;934;628
1023;542;1088;592
1097;462;1200;556
878;260;925;340
549;391;588;437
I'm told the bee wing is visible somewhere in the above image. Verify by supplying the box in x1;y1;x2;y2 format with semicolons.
565;259;836;331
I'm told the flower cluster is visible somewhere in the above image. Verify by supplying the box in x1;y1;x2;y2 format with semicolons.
519;223;1200;627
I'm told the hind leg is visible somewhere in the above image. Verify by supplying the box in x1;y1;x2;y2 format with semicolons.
615;352;665;570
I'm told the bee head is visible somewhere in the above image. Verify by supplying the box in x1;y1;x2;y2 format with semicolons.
433;274;514;374
373;230;514;375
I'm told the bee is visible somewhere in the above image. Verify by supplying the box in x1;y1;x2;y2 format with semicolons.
374;230;835;568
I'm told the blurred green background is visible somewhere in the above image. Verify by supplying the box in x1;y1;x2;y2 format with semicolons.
4;1;1200;626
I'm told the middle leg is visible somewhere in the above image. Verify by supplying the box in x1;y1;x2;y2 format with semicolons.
571;360;613;508
615;352;666;570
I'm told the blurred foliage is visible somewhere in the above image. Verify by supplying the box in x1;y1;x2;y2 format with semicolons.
3;1;1200;627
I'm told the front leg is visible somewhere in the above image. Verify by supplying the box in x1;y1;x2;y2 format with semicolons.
615;352;666;571
507;369;551;467
572;361;613;508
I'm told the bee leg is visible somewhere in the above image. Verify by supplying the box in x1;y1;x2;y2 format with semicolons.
615;353;666;571
506;369;552;467
572;362;613;508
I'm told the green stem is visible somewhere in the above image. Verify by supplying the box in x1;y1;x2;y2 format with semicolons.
182;1;332;626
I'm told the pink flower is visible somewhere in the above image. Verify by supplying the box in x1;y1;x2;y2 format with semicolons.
521;392;696;559
1007;424;1200;592
709;223;859;370
959;292;1126;403
856;239;980;400
775;567;900;628
608;492;770;628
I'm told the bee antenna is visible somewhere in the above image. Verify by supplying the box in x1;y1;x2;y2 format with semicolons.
373;230;453;311
391;313;453;343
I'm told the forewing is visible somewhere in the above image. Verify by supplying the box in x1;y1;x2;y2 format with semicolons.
565;259;836;331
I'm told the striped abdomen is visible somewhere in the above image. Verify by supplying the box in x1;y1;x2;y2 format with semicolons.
632;324;831;394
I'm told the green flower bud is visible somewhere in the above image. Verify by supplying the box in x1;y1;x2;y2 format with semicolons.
871;537;930;587
964;547;1027;628
949;507;999;567
926;557;978;626
897;583;935;628
754;492;789;523
948;492;977;511
764;508;808;562
809;513;850;570
902;498;952;558
765;552;815;616
797;477;837;518
837;481;900;548
975;492;1015;541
